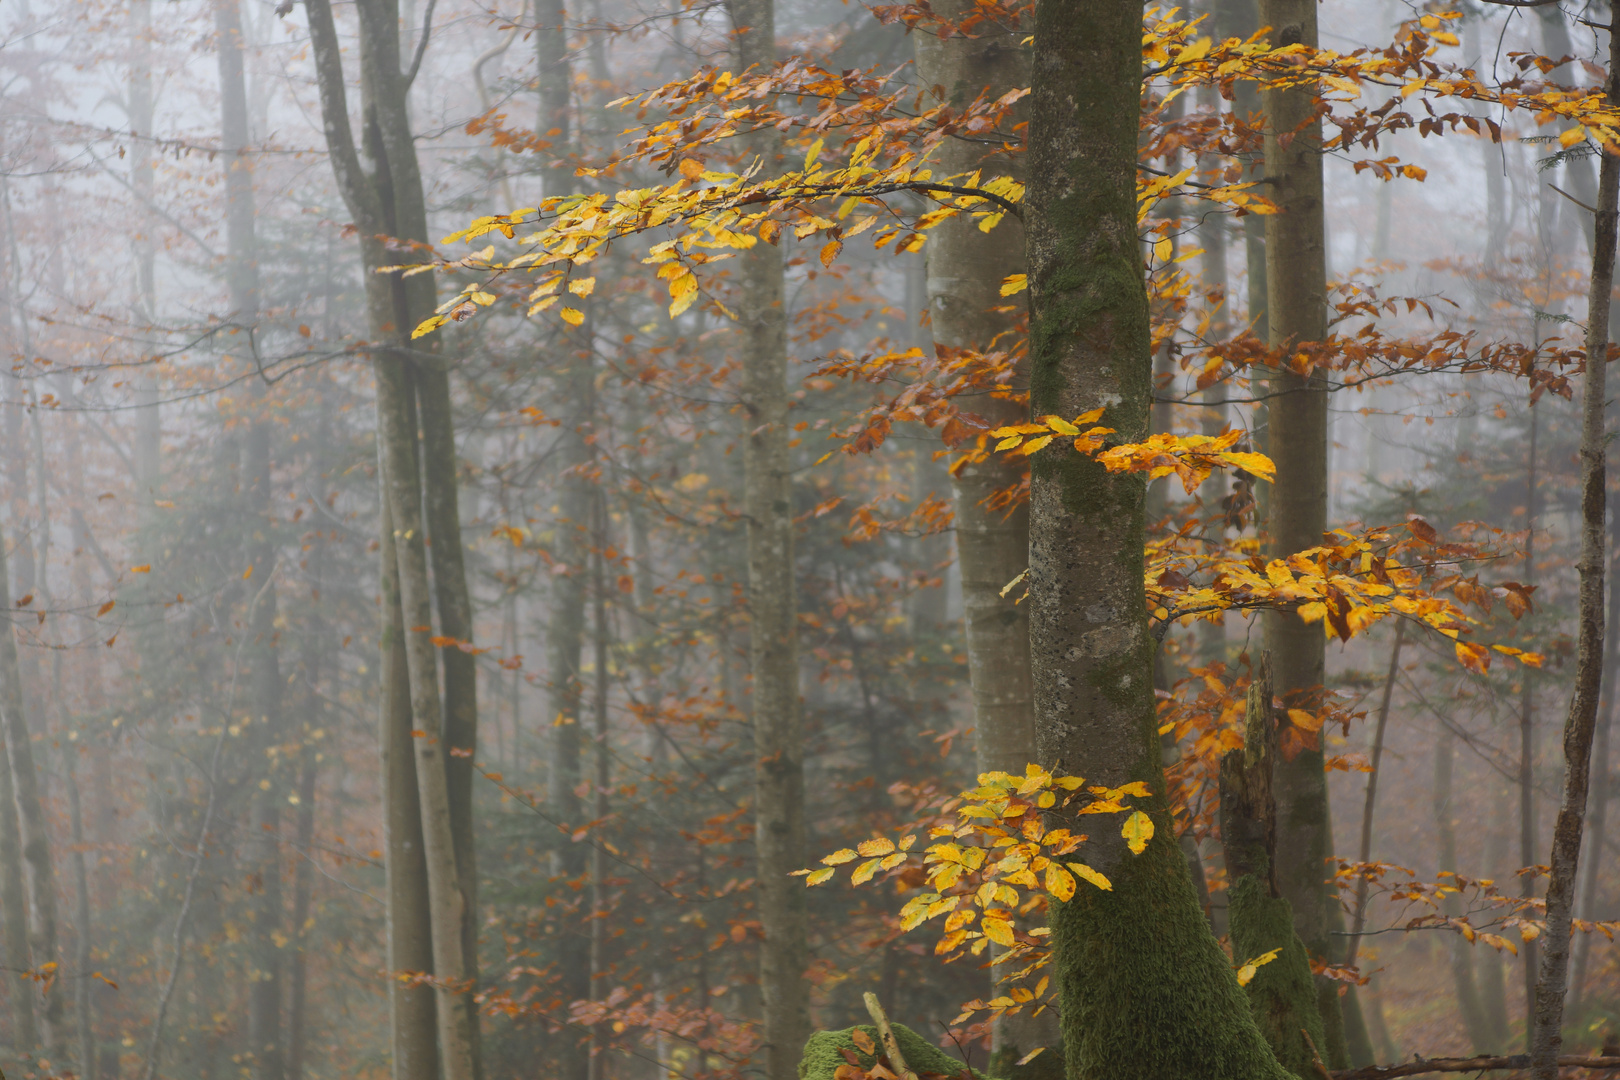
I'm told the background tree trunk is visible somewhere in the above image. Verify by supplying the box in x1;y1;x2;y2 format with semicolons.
911;7;1055;1071
1025;3;1290;1076
1256;0;1365;1064
1529;26;1618;1078
723;2;811;1078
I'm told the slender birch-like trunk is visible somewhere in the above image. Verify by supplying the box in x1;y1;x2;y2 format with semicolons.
1520;400;1540;1042
1434;726;1494;1053
1529;26;1618;1078
1025;4;1290;1076
723;2;809;1078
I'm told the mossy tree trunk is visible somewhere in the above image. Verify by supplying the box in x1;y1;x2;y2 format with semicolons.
1219;655;1328;1079
1024;4;1290;1077
912;6;1054;1069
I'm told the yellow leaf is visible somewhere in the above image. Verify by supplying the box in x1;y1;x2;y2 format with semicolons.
1430;31;1459;46
242;565;254;580
1044;863;1076;902
1016;435;1054;456
1520;922;1541;942
995;435;1023;452
1287;708;1324;733
850;858;881;886
97;600;115;617
1015;1049;1045;1067
568;277;596;297
822;848;857;866
678;158;704;181
981;916;1015;947
1121;810;1154;855
820;239;843;267
1153;237;1172;263
1000;274;1028;297
412;315;447;339
1067;862;1112;891
130;565;151;574
1561;126;1588;149
1235;947;1281;986
803;138;824;171
804;867;834;886
1041;415;1080;436
559;307;585;327
857;838;895;857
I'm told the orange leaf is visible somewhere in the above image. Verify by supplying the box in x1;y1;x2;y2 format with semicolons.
96;600;115;617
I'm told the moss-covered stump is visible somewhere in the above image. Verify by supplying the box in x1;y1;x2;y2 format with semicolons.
1229;874;1329;1079
799;1025;999;1080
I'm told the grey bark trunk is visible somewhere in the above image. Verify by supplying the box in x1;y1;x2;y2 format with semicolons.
1025;4;1290;1076
381;482;440;1080
1256;0;1362;1064
302;2;478;1074
724;3;811;1078
1529;26;1619;1079
911;5;1053;1067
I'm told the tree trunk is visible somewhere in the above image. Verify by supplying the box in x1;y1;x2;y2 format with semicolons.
1568;508;1620;1019
1256;0;1360;1064
1025;4;1290;1076
1220;654;1329;1079
1345;621;1403;974
1435;727;1495;1054
1519;400;1540;1046
215;4;287;1071
62;734;94;1080
302;2;477;1075
533;10;594;1075
0;516;65;1058
724;3;810;1079
1529;27;1618;1079
1212;0;1267;342
911;6;1053;1070
381;484;440;1080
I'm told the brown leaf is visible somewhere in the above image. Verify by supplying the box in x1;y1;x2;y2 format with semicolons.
851;1030;876;1056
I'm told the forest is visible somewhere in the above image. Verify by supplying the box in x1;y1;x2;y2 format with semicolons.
7;0;1620;1078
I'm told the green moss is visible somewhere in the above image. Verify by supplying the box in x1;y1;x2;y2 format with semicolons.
1228;873;1330;1079
1052;822;1294;1080
799;1025;993;1080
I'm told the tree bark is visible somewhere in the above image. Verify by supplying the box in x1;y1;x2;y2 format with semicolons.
381;483;440;1080
723;3;810;1079
303;2;477;1075
1434;727;1495;1054
1256;0;1358;1064
1344;621;1402;974
1025;4;1290;1076
1220;654;1329;1079
1519;399;1540;1046
0;514;66;1058
1568;510;1620;1019
1529;26;1619;1079
911;7;1053;1070
215;4;287;1071
533;10;594;1075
